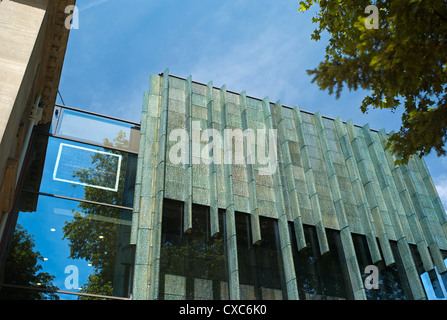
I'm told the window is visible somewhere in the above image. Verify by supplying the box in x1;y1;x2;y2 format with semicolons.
352;234;413;300
1;195;133;300
289;224;352;300
412;246;447;300
236;213;287;300
21;136;137;207
0;106;139;300
159;199;228;300
52;106;140;153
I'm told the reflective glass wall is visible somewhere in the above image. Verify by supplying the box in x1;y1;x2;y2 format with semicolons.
0;106;139;300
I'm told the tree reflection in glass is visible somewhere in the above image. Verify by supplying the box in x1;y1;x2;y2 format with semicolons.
0;224;59;300
62;131;134;299
159;200;228;300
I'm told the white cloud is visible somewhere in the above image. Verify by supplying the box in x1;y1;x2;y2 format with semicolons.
435;176;447;211
426;154;447;212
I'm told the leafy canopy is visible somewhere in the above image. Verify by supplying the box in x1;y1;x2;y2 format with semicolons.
62;130;131;299
299;0;447;164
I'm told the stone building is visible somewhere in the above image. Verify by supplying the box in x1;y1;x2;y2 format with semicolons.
130;71;447;300
0;0;75;267
2;68;447;300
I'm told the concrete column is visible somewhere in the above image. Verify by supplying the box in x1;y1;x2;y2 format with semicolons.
264;99;299;300
183;75;193;233
314;111;366;300
239;90;261;245
292;106;329;255
274;102;306;251
363;125;426;299
345;120;394;266
219;84;241;300
400;160;447;274
206;81;220;237
377;129;435;273
334;117;382;264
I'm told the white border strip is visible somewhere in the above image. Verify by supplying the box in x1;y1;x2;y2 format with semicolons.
53;143;122;192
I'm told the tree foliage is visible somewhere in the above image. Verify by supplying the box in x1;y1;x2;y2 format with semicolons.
62;131;131;299
299;0;447;164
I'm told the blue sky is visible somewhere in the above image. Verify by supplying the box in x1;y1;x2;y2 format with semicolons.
57;0;447;209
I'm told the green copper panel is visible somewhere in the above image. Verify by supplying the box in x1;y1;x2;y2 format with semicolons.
131;72;447;300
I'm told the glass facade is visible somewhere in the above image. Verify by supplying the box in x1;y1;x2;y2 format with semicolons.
0;107;139;300
51;106;140;153
22;136;137;205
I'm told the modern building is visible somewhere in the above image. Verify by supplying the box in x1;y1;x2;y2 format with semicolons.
1;0;447;302
130;71;447;301
1;67;447;300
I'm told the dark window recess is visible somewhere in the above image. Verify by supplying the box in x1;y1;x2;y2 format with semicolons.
236;213;287;300
159;199;228;300
352;234;413;300
409;244;425;276
289;224;352;300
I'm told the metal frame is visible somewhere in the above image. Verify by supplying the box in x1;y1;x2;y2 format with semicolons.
2;104;140;301
50;105;141;155
54;104;141;127
22;190;134;211
0;283;132;300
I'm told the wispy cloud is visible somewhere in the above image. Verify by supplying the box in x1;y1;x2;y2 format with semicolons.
190;18;320;108
429;156;447;211
435;177;447;211
79;0;111;12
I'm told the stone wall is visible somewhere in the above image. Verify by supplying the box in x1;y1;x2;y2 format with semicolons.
0;0;75;265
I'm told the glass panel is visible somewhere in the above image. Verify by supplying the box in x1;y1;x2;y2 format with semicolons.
159;200;228;300
1;194;134;300
54;143;122;192
21;136;137;208
420;271;446;300
289;224;352;300
54;108;140;153
414;247;447;300
352;234;413;300
439;270;447;297
236;213;287;300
